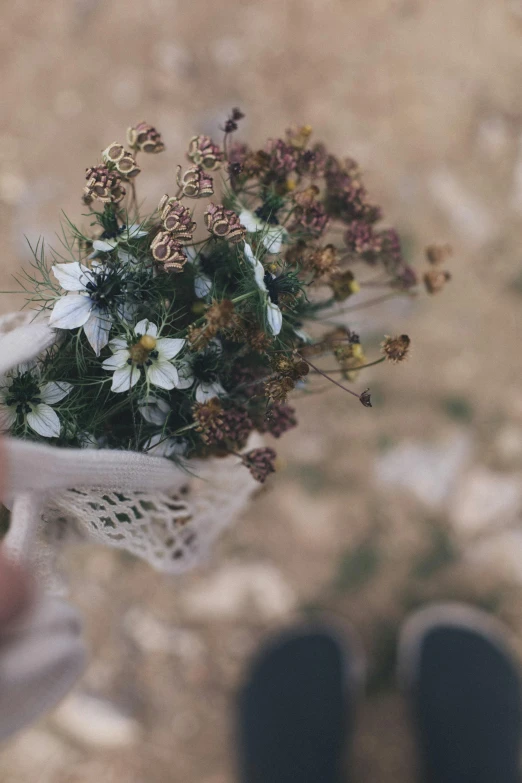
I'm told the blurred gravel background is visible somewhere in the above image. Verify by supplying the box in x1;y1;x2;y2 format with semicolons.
1;1;522;780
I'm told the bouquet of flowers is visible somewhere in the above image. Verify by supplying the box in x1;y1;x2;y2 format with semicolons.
0;110;450;577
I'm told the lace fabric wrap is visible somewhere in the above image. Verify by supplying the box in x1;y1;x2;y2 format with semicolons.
0;311;259;584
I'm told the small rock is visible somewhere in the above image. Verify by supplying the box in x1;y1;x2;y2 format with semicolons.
429;168;495;246
51;693;140;748
181;563;296;621
374;433;473;508
123;607;205;659
467;530;522;583
450;467;522;535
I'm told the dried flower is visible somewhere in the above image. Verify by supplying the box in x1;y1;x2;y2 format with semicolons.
265;375;296;404
223;107;245;134
84;165;126;204
344;220;382;255
426;243;453;266
177;166;214;198
187;135;224;171
221;406;253;447
151;231;187;272
241;447;277;483
423;269;451;294
306;244;340;278
382;334;411;363
259;403;297;438
289;200;329;238
192;399;225;445
204;203;246;243
205;299;236;331
286;124;313;150
102;143;140;178
359;389;372;408
330;270;361;301
158;196;196;241
127;122;165;154
187;324;215;351
265;138;298;178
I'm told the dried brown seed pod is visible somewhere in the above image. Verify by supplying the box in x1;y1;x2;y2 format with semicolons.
151;231;187;272
127;122;165;154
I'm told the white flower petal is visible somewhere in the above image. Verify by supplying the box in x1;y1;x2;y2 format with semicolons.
157;337;185;360
39;381;73;404
185;246;198;264
126;224;148;239
108;337;128;352
49;295;93;329
134;319;158;338
27;404;61;438
0;406;17;432
175;361;195;390
244;243;267;290
146;360;179;390
263;227;285;254
111;364;140;393
92;239;116;252
144;433;188;458
138;395;171;425
195;381;225;403
194;273;212;298
266;301;283;335
243;242;256;265
83;311;112;356
118;249;139;265
51;262;89;292
239;209;262;233
102;349;130;370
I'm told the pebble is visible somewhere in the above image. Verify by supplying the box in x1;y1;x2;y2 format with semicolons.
51;693;141;748
374;433;473;508
467;530;522;583
123;607;205;659
181;562;297;620
449;467;522;535
429;168;495;246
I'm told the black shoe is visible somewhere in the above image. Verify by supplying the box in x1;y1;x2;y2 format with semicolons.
237;624;363;783
399;603;522;783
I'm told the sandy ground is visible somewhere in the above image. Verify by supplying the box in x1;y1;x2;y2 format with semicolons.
1;0;522;780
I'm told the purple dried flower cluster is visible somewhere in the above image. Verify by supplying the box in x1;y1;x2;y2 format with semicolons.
242;448;277;483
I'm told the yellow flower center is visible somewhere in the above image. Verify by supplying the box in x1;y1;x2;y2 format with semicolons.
139;334;157;351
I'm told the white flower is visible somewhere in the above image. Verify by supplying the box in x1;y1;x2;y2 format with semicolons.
185;245;212;299
239;208;286;254
90;223;148;256
243;243;283;336
143;432;188;459
0;373;72;438
50;261;128;356
102;320;186;393
174;341;226;402
138;395;171;425
194;271;212;299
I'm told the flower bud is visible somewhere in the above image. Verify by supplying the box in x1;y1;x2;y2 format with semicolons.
151;231;187;272
127;122;165;154
159;196;196;241
423;269;451;294
203;203;246;243
176;166;214;198
187;135;223;171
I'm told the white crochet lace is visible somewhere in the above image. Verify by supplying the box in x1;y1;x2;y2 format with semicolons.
0;311;259;582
